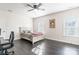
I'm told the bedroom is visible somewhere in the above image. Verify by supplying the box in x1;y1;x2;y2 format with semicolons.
0;3;79;55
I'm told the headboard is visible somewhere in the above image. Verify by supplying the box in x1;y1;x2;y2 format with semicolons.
19;27;31;34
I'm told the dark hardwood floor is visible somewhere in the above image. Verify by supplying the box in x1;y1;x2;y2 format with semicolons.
11;39;79;55
11;39;34;55
32;39;79;55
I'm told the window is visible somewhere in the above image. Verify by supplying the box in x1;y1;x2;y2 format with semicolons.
37;22;44;33
64;16;79;37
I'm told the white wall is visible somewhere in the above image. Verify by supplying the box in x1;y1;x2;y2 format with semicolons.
0;10;33;40
6;13;33;40
34;7;79;45
0;10;9;38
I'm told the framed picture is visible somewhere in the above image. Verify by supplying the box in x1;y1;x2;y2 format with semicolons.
49;19;55;28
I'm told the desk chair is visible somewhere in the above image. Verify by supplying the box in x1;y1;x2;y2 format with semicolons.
0;31;14;55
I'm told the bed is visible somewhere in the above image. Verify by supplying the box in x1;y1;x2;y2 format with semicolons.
19;27;44;44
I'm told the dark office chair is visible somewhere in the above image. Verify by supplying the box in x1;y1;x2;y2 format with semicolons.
0;31;15;55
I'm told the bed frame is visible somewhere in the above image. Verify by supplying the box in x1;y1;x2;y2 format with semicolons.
19;27;44;44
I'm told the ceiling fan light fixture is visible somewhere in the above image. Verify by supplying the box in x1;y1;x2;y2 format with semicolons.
25;3;45;12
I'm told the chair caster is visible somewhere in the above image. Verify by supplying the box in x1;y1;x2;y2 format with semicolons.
7;51;15;55
10;51;14;55
12;51;14;54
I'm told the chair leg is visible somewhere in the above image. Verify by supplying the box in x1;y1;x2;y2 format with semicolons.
2;49;15;55
5;49;8;55
0;49;4;55
10;51;15;55
7;51;15;55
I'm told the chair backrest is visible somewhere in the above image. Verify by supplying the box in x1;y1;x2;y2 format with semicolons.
9;31;14;43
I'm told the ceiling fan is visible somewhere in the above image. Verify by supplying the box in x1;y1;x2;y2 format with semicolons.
25;3;45;11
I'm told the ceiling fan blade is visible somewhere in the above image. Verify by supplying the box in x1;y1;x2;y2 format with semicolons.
37;8;45;11
27;4;33;8
37;3;42;7
28;9;34;11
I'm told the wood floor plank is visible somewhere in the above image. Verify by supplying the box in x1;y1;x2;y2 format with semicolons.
10;39;79;55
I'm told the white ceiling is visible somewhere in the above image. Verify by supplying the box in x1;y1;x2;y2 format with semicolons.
0;3;79;18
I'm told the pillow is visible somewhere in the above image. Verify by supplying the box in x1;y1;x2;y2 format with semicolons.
22;30;26;33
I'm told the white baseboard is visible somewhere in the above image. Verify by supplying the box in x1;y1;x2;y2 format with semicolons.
45;37;79;45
